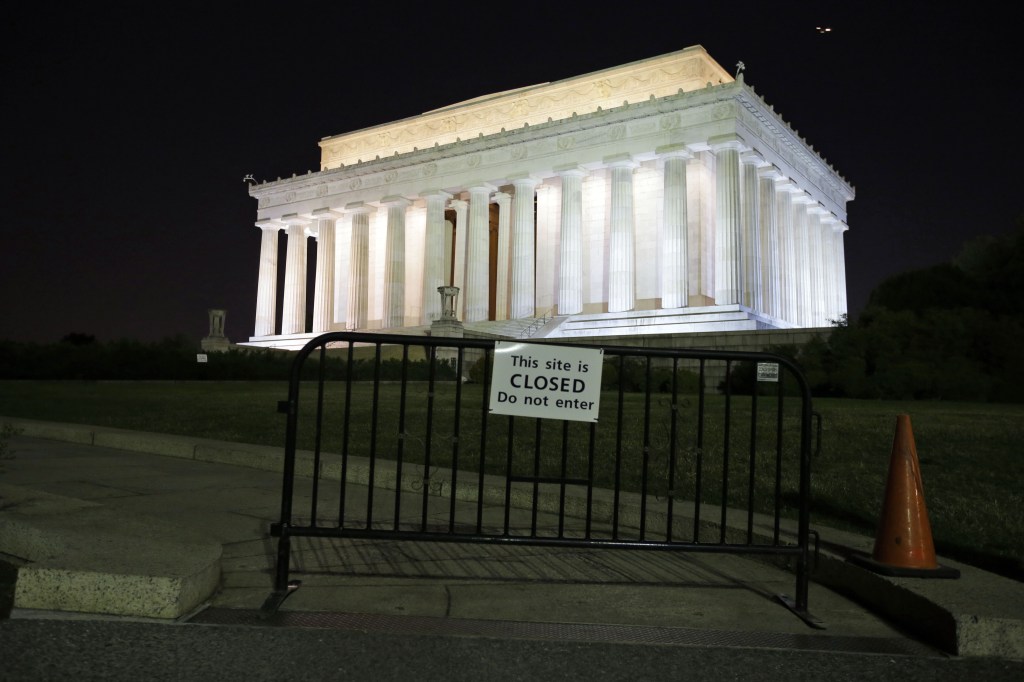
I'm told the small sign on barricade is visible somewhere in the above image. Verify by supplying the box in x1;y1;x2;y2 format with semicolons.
488;341;604;423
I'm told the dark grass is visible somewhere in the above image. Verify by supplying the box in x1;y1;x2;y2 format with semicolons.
1;380;1021;581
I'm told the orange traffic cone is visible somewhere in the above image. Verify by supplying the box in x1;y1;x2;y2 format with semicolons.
850;414;959;578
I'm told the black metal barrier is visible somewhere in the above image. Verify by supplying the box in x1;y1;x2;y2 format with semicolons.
262;332;817;625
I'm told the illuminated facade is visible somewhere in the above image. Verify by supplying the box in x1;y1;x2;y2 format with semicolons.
245;46;853;350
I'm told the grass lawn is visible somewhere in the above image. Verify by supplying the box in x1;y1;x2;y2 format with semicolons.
1;380;1021;581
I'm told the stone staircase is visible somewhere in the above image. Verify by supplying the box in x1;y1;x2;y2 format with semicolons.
541;304;787;339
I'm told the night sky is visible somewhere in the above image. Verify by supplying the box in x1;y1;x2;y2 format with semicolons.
3;3;1019;345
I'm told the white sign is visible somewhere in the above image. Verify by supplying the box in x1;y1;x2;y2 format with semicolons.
488;341;604;422
196;354;208;364
756;362;779;382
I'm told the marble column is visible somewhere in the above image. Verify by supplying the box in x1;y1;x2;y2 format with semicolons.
660;148;690;309
493;191;511;320
740;152;763;313
792;193;813;327
820;215;837;324
833;222;849;319
420;190;451;323
333;213;351;330
281;215;310;335
450;198;469;301
465;184;495;322
444;219;454;287
607;155;637;313
311;209;340;333
776;182;797;325
254;222;280;337
712;138;743;306
381;196;410;329
346;202;374;330
807;206;827;326
510;176;538;319
758;168;782;320
557;167;586;315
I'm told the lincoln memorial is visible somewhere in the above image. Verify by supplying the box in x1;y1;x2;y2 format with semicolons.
244;46;853;351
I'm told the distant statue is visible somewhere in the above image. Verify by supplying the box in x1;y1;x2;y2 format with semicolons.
201;309;231;352
438;286;460;322
736;61;746;76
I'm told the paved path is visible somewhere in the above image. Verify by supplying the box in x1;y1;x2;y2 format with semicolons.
1;419;1023;672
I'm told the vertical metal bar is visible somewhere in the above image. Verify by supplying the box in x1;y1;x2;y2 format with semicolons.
774;371;785;544
558;420;569;538
273;345;305;592
338;342;355;527
504;415;515;536
476;347;492;534
693;359;706;542
666;358;679;542
585;421;596;540
747;373;758;544
640;356;652;541
366;343;382;529
796;368;814;612
421;345;437;532
530;418;542;536
310;343;326;527
449;346;465;534
720;360;733;543
613;354;626;540
393;344;409;531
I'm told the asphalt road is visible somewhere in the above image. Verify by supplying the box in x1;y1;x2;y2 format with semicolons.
2;617;1024;681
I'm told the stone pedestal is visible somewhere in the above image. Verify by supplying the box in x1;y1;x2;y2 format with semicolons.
430;286;465;373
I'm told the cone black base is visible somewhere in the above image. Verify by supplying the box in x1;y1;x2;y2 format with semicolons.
848;552;960;579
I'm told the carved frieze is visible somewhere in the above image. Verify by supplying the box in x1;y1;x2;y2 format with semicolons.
631;120;657;136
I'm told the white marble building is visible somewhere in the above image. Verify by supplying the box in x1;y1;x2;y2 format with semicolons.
244;46;853;350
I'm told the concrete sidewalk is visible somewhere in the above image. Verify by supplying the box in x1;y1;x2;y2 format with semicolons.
0;416;1021;659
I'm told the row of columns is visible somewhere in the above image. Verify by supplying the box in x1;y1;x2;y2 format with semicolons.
713;137;849;328
254;146;847;338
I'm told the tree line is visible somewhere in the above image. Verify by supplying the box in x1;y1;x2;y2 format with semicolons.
729;221;1024;402
0;336;457;382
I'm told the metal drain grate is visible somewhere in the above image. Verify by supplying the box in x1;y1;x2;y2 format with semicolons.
188;608;940;657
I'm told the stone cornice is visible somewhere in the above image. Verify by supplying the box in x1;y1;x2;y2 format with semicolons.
734;83;855;203
249;71;854;223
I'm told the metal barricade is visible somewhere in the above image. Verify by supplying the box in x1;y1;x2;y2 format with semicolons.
262;332;815;624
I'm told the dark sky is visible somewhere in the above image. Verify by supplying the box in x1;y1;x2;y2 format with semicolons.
2;2;1019;345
